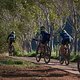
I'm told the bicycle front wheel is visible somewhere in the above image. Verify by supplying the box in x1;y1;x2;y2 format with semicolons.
65;54;70;65
44;46;51;64
36;45;41;62
59;55;64;65
77;58;80;72
65;59;69;65
9;45;14;56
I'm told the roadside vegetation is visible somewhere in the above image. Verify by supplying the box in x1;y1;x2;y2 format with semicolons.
0;0;80;63
12;49;80;62
0;56;36;68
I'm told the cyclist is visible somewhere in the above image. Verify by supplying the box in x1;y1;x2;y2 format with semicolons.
35;26;51;63
60;30;72;45
59;29;73;58
39;26;50;44
7;31;16;47
34;26;50;53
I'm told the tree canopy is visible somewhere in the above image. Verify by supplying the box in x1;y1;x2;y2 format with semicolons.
0;0;80;53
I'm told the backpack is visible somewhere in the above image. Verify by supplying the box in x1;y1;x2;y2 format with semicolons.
41;31;50;42
9;33;16;41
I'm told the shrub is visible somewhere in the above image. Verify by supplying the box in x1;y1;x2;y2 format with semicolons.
70;53;80;62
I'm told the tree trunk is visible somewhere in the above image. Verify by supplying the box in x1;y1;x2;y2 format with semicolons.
74;32;77;54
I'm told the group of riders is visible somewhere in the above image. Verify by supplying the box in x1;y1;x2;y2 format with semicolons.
7;26;73;61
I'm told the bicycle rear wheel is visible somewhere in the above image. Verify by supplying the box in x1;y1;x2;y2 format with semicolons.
36;45;41;62
9;45;14;56
65;59;69;65
77;58;80;72
65;54;70;65
59;54;64;65
44;46;51;64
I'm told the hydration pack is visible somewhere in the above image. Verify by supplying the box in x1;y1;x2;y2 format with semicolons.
41;31;50;43
9;33;16;41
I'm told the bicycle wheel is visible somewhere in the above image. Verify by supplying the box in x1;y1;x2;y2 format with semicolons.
9;45;14;56
65;59;69;65
59;49;64;65
44;46;51;64
59;55;64;65
65;54;70;65
36;45;41;62
77;58;80;72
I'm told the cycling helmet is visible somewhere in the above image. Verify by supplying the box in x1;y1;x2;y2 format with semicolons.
40;26;45;31
11;31;15;34
63;30;67;33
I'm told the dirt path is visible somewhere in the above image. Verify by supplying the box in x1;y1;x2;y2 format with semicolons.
0;56;80;80
11;56;80;75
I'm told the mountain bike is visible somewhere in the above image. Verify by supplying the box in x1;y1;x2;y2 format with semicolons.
36;42;51;64
59;44;70;65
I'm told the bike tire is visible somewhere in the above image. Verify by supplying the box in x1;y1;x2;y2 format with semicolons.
9;45;14;56
65;54;70;65
65;59;69;65
36;45;41;62
59;55;64;65
77;59;80;72
59;50;64;65
44;46;51;64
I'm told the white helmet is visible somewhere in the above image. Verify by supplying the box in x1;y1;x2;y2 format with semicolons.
11;31;15;34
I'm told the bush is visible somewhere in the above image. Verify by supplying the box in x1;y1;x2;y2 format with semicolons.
25;51;36;57
51;51;59;59
70;54;80;62
14;49;23;56
0;59;23;65
14;61;23;65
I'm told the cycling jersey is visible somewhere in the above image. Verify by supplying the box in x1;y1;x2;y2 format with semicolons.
40;31;50;44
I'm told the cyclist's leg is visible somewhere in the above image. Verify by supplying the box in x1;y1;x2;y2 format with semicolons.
10;40;12;46
36;42;42;62
40;41;46;53
36;43;41;53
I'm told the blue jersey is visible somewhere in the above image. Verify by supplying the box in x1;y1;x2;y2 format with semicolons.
60;32;69;40
8;33;16;41
40;31;50;43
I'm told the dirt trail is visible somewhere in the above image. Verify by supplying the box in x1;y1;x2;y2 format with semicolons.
0;56;80;80
11;56;80;75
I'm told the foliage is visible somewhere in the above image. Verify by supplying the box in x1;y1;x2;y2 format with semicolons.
70;53;80;62
0;0;80;54
0;57;36;67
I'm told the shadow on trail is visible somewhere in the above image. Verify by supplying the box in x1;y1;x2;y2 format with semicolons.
1;68;69;78
35;61;78;72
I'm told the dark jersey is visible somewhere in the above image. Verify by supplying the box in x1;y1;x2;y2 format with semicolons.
7;33;16;42
60;32;70;44
40;31;50;44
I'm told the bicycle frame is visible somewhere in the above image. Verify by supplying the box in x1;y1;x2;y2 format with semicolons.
8;41;14;56
36;41;51;64
59;44;70;65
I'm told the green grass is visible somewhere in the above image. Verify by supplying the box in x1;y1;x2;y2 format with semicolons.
14;49;36;57
70;53;80;62
51;51;59;59
14;49;80;62
25;51;36;57
0;59;23;65
0;57;36;67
